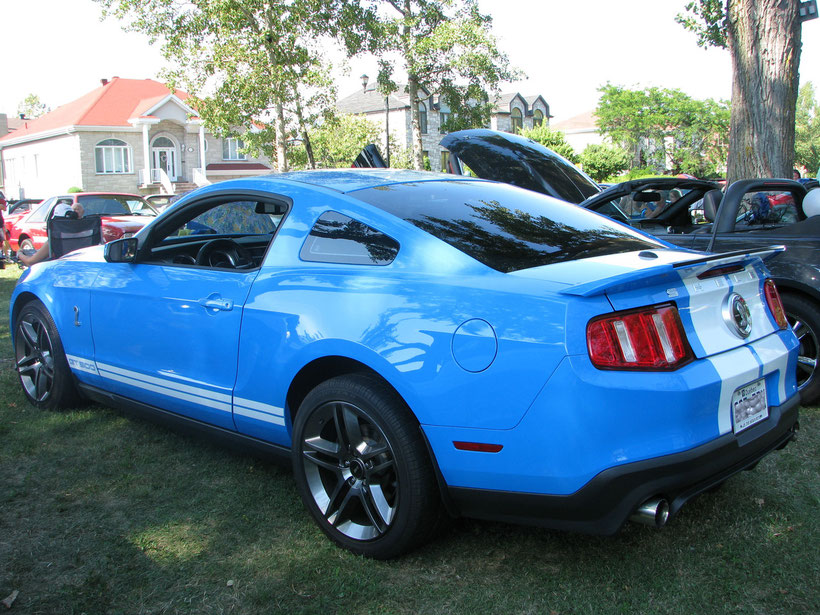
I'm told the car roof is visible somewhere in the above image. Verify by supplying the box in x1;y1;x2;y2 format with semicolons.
256;168;485;194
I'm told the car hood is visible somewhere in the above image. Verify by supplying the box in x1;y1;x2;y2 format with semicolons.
100;215;154;231
440;129;601;204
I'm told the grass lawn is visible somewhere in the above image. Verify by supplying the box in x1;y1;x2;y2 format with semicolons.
0;265;817;615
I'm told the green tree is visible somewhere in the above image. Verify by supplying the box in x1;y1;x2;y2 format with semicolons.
795;82;820;175
579;144;631;183
288;114;382;169
96;0;371;171
595;84;729;176
372;0;518;169
677;0;803;181
17;94;50;118
519;125;578;164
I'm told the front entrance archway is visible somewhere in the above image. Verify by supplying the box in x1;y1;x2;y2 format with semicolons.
151;136;178;182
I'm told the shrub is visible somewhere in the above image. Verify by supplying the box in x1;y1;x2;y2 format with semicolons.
579;144;630;183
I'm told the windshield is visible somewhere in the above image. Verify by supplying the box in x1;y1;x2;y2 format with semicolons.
353;180;663;273
77;195;158;216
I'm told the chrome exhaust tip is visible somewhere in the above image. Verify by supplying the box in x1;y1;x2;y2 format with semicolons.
629;497;670;528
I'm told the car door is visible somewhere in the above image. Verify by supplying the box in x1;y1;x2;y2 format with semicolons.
88;194;281;429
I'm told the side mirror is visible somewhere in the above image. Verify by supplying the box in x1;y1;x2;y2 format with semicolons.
104;237;138;263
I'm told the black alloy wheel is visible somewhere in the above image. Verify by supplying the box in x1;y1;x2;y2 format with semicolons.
782;293;819;405
292;374;441;559
15;300;79;410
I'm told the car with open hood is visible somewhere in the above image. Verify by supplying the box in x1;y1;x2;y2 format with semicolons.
11;169;800;558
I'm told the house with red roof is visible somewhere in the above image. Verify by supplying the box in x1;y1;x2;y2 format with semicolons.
0;77;271;199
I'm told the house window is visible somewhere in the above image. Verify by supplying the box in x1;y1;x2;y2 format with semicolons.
533;109;544;128
223;137;247;160
95;139;132;174
439;111;451;133
441;150;451;172
418;102;428;135
511;108;523;134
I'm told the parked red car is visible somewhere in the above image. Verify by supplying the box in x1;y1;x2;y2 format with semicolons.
7;192;158;253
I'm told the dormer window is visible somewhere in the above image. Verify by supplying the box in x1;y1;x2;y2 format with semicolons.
533;109;544;128
511;108;523;134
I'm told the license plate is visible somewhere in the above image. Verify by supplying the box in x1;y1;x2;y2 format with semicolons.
731;378;768;433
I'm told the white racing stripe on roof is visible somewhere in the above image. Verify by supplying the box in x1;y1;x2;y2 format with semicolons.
96;362;232;413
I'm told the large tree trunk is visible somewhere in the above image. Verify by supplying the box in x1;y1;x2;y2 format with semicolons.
726;0;801;182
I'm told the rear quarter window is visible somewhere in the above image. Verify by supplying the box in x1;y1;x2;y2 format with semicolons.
301;211;399;266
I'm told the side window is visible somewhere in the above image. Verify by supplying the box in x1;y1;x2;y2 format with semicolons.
146;198;284;269
28;197;57;223
300;211;399;266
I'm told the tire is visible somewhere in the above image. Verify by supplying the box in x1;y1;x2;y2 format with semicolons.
14;300;80;410
291;373;441;559
781;293;820;405
19;237;34;253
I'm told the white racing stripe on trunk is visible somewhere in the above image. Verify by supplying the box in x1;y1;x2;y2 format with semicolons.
707;347;762;435
749;333;791;405
680;273;734;356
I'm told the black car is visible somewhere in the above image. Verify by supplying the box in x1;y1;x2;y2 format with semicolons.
438;130;820;404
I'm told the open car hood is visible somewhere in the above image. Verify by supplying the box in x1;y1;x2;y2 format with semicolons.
440;129;601;204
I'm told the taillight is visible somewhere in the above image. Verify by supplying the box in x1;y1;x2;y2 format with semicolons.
102;225;123;243
764;279;788;329
587;303;694;370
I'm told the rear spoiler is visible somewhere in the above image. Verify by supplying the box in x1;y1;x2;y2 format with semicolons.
560;247;785;298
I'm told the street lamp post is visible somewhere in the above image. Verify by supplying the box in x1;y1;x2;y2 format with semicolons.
361;74;390;167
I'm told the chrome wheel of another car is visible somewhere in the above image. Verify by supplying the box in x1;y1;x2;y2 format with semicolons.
782;293;819;405
15;300;78;410
292;374;440;559
18;237;35;254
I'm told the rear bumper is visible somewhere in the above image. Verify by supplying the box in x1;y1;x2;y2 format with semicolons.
447;394;799;534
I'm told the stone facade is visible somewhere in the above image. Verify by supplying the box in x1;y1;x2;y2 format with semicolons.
338;86;552;172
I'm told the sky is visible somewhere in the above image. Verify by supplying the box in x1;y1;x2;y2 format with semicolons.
2;0;819;123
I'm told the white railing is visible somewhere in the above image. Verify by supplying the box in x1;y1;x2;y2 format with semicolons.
138;169;175;192
192;167;212;187
156;169;174;194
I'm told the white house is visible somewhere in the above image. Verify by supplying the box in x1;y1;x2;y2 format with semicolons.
0;77;272;200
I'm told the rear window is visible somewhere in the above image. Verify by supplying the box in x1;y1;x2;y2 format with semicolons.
353;180;663;273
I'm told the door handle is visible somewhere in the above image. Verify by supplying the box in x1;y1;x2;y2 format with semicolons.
198;294;234;311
